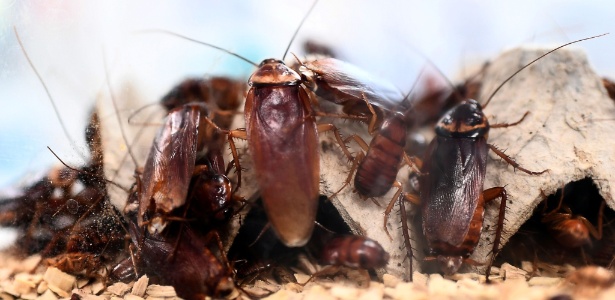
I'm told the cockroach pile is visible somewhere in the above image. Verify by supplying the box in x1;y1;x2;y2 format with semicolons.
2;4;615;300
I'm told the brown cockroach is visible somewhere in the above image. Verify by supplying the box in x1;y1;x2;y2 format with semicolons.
158;76;245;150
318;235;389;269
45;252;103;278
113;207;235;300
142;2;385;247
298;233;389;286
6;30;131;281
295;56;405;131
541;185;605;249
399;35;604;281
136;102;235;234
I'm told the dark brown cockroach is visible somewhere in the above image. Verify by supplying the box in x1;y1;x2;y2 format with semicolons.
399;35;604;281
298;234;389;286
541;185;605;249
158;76;245;150
113;207;235;300
136;103;231;234
5;30;129;282
117;75;247;298
318;235;389;269
143;3;379;247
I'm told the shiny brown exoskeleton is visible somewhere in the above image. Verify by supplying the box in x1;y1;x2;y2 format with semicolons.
416;99;536;277
126;92;242;298
298;233;389;286
146;3;367;247
136;103;236;234
319;235;389;269
297;57;404;130
230;59;321;247
113;207;235;300
397;35;608;280
399;35;606;280
159;77;245;152
541;185;605;249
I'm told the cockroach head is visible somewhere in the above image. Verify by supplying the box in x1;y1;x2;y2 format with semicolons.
435;99;489;138
249;59;302;87
437;255;464;275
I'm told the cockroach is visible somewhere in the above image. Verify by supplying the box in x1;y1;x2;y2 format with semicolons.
318;235;389;269
45;252;103;278
113;208;235;300
295;56;405;131
141;2;379;247
5;30;129;280
298;233;389;286
136;103;232;234
399;35;604;281
541;185;605;249
158;76;245;151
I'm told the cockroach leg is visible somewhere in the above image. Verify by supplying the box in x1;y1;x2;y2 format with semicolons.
317;123;354;161
490;111;530;128
360;91;380;135
487;144;548;175
227;129;247;189
482;186;507;283
398;194;414;281
329;151;364;200
381;181;405;239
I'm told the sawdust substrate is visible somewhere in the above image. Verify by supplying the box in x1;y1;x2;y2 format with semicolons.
0;252;612;300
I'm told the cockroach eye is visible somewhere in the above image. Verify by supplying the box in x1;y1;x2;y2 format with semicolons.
443;116;453;125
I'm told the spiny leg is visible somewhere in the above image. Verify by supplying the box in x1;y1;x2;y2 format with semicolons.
329;151;363;200
328;133;370;199
487;144;548;175
482;186;507;283
317;123;355;161
228;129;247;189
383;185;420;240
399;194;414;281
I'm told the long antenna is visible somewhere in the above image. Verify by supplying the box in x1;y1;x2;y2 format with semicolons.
14;27;86;162
483;33;608;108
134;29;259;67
102;49;139;167
399;40;465;102
282;0;319;61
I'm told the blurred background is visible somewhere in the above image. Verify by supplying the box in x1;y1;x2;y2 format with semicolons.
0;0;613;190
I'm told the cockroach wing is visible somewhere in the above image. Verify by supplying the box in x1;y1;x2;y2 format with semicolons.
246;86;319;247
138;105;200;226
420;136;488;247
303;58;404;113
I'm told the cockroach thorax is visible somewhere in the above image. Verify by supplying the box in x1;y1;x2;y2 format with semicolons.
435;99;489;138
249;59;301;87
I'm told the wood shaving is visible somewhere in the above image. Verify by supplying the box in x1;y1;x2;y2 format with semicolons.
130;276;148;297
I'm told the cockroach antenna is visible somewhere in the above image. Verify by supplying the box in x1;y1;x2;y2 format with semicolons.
134;29;259;67
14;26;87;162
482;33;608;108
282;0;319;61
